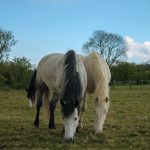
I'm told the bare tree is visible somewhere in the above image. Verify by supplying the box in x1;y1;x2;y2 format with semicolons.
82;30;127;66
0;28;17;61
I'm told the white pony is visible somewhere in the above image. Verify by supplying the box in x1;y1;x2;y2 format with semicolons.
26;51;110;135
26;50;87;142
79;51;111;133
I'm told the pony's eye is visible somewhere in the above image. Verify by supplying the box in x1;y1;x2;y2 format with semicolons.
75;117;77;121
95;97;99;102
105;97;109;103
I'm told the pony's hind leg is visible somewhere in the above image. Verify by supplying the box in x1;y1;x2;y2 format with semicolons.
49;92;59;129
43;85;49;122
34;83;47;127
78;93;87;129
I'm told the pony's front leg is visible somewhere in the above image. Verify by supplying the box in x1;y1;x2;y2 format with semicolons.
78;93;87;130
49;93;59;129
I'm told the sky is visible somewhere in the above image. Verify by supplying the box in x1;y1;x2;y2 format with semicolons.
0;0;150;65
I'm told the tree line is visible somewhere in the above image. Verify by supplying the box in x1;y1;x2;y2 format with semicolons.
111;61;150;85
0;28;150;89
0;57;33;89
0;28;33;89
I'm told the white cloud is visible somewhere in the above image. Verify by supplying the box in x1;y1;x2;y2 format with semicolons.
125;36;150;63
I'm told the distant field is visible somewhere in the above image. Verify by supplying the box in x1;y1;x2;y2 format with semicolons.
0;85;150;149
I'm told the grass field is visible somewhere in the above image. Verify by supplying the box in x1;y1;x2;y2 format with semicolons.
0;85;150;150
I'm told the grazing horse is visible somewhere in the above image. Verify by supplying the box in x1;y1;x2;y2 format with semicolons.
26;50;87;142
79;52;111;133
26;51;110;135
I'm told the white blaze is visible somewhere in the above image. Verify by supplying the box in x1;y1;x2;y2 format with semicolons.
63;108;78;140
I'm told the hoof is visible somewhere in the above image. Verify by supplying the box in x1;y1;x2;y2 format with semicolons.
49;124;56;129
93;130;96;135
34;121;39;127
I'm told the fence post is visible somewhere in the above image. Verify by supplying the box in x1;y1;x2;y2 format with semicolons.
141;80;143;89
130;80;132;89
113;80;115;89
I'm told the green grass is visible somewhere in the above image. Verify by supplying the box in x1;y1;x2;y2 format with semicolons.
0;86;150;150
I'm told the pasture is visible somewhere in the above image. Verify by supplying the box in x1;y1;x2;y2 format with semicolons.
0;85;150;149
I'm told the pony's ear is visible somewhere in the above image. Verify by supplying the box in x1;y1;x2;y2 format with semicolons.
95;97;99;103
105;97;109;103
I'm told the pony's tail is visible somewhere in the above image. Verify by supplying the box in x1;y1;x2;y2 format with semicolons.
43;92;50;122
26;70;37;107
30;70;37;91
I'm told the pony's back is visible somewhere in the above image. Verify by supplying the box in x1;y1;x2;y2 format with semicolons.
80;52;111;87
36;53;63;90
92;52;111;83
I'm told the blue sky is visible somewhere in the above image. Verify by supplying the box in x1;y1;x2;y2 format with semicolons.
0;0;150;65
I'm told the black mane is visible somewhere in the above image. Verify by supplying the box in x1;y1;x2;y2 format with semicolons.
61;50;82;118
26;70;37;101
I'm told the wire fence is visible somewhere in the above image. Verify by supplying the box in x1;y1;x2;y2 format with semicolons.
110;80;150;89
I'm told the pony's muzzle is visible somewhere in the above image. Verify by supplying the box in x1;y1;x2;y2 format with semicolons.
64;137;74;143
94;128;103;134
62;128;75;143
93;124;103;134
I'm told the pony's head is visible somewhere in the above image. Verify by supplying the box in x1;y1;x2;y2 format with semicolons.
93;82;110;134
60;50;82;142
25;88;36;107
61;99;79;142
